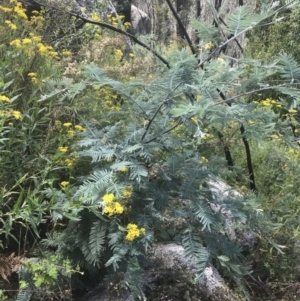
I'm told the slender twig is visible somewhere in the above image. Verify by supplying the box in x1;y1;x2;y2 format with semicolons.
141;82;183;141
144;118;183;144
199;26;254;68
218;16;244;53
165;0;197;55
210;84;291;107
26;0;170;68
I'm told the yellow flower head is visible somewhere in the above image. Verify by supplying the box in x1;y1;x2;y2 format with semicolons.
0;5;13;13
123;186;133;198
58;146;68;153
22;38;32;44
204;41;214;50
103;193;114;203
5;20;17;30
118;167;129;172
13;2;28;19
10;39;22;48
12;110;22;120
201;156;208;163
63;122;72;127
28;72;37;77
125;224;145;241
61;181;69;187
191;116;198;125
74;124;86;132
0;96;10;103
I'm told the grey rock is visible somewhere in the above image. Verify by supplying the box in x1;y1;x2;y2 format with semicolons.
131;5;151;35
149;243;224;292
207;180;257;253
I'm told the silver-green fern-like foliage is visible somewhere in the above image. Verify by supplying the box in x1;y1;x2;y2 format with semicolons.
41;0;300;299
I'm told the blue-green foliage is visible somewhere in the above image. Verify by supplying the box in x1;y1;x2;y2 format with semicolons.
40;0;300;298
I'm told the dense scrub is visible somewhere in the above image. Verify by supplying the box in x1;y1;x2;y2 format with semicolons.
1;1;300;300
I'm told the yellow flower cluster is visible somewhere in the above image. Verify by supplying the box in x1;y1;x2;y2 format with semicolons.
37;43;58;59
4;20;17;30
205;41;214;50
115;49;123;61
29;13;45;28
61;181;69;187
61;49;72;57
125;223;145;241
191;116;198;125
123;186;133;198
90;11;101;22
254;98;282;109
124;22;131;30
9;36;58;59
118;167;129;172
202;128;214;140
96;86;122;111
59;122;86;137
13;0;27;20
64;157;78;168
201;156;209;163
0;5;12;13
12;110;22;120
102;193;124;216
74;124;86;132
0;109;22;120
28;72;38;84
59;146;68;153
0;95;10;103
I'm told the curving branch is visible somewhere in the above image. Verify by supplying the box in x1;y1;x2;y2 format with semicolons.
165;0;197;55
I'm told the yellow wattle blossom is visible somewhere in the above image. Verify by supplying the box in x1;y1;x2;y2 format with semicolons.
67;129;75;137
0;5;12;13
118;167;129;172
191;116;198;125
0;96;10;103
10;39;22;48
204;41;214;50
62;49;72;57
28;72;38;84
22;38;32;44
124;22;131;30
123;186;133;198
90;11;101;21
29;33;42;42
13;2;28;19
64;158;74;168
61;181;69;187
74;124;86;132
63;122;72;127
102;193;124;216
201;156;209;163
288;109;297;114
58;146;68;153
115;49;123;61
129;53;135;58
125;224;145;241
4;20;17;30
12;110;22;120
103;202;124;216
103;193;114;203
